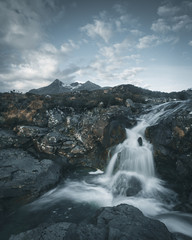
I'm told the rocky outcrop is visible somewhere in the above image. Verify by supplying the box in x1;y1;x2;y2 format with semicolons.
9;204;176;240
0;90;137;214
145;100;192;212
0;149;62;212
65;204;175;240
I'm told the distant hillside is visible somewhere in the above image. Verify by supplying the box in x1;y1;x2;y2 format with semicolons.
28;80;101;95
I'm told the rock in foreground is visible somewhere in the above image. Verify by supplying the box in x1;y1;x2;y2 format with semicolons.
0;149;62;203
9;204;176;240
65;204;175;240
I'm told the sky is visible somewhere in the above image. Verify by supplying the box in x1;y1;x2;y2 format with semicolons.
0;0;192;93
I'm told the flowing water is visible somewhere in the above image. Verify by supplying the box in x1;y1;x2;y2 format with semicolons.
1;101;192;239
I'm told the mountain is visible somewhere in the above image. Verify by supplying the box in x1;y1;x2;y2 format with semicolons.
76;81;102;91
28;80;101;95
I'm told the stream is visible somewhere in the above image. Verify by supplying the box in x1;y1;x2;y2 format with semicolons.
1;101;192;239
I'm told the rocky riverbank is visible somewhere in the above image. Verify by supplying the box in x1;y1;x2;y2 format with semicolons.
0;84;192;239
145;100;192;213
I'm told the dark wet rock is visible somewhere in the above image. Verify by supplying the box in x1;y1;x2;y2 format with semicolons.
112;174;142;197
0;149;62;201
65;204;176;240
102;106;135;149
9;222;71;240
138;137;143;146
126;176;142;196
145;100;192;211
9;205;176;240
102;118;131;149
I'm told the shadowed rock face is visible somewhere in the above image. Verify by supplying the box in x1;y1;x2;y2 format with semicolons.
145;100;192;212
102;116;135;149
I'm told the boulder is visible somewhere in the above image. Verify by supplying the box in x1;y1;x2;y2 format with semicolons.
65;204;176;240
138;137;143;146
0;149;62;202
102;116;135;149
112;174;142;197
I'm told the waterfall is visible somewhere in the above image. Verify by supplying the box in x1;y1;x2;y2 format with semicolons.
33;102;177;214
30;101;192;238
106;126;155;178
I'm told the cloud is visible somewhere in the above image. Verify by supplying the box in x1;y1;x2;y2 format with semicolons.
157;5;180;17
172;15;192;32
0;1;42;49
151;19;171;33
74;36;144;88
61;40;79;54
0;0;65;50
137;35;159;49
0;42;82;92
189;41;192;46
0;50;58;81
41;43;58;54
0;0;67;52
137;34;179;49
80;5;140;43
0;0;73;92
78;5;144;87
56;64;80;84
0;36;82;92
53;64;80;85
151;14;192;34
77;61;144;88
113;4;125;14
152;3;192;34
81;19;113;43
98;38;133;60
184;1;192;9
130;29;143;36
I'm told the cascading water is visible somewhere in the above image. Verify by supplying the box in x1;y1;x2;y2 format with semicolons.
27;101;192;239
2;101;192;239
26;101;192;238
93;113;177;217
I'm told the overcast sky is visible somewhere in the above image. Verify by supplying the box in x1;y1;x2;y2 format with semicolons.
0;0;192;93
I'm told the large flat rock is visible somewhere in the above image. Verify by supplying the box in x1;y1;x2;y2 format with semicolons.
0;149;62;200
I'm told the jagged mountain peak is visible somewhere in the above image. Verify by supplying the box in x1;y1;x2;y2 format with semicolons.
28;79;101;95
51;79;63;86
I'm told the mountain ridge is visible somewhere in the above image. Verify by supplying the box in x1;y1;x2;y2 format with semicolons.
28;79;101;95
